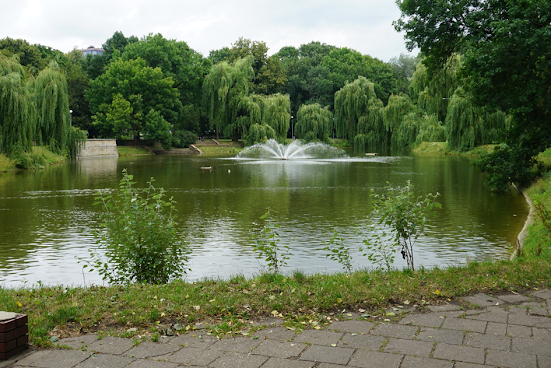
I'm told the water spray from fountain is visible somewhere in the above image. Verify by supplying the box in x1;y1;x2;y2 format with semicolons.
236;139;349;160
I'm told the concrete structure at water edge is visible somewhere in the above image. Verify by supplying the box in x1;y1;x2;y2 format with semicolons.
77;139;118;158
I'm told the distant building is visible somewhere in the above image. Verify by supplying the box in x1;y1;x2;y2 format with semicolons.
81;45;104;57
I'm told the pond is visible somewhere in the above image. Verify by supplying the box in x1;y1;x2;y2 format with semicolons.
0;150;528;287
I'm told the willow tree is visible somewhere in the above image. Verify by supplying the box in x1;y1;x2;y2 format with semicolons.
34;61;69;151
384;94;418;149
0;55;34;154
261;93;290;139
296;103;332;142
416;114;445;143
445;88;507;151
202;57;254;139
408;54;461;122
239;93;290;145
334;76;386;151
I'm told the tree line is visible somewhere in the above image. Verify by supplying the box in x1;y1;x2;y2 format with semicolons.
2;2;549;191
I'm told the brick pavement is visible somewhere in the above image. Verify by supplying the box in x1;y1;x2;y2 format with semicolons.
2;289;550;368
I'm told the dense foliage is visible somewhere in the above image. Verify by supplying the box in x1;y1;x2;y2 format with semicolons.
395;0;551;189
0;54;85;157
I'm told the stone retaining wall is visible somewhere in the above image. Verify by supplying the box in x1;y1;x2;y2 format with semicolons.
78;139;118;158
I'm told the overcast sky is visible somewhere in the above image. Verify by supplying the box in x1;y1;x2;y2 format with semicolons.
1;0;416;62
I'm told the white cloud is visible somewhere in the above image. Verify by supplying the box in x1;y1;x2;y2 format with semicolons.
0;0;416;61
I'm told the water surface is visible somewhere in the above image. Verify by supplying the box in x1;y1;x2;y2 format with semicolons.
0;153;527;287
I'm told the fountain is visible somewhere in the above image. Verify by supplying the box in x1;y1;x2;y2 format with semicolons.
236;139;348;160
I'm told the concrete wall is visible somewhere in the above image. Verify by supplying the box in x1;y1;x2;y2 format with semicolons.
78;139;118;158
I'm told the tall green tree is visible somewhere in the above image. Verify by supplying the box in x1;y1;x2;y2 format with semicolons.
296;103;333;142
334;76;386;151
202;57;254;140
87;57;180;147
0;55;34;153
395;0;551;189
122;33;211;107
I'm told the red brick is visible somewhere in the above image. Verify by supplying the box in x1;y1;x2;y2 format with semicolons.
0;325;28;342
0;339;16;352
0;344;28;360
16;334;28;347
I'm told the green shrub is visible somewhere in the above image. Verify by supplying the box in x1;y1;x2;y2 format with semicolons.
86;169;190;284
172;130;198;148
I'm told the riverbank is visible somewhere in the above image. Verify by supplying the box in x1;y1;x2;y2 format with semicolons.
0;147;66;172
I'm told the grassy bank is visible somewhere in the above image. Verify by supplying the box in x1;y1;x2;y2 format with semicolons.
0;147;66;172
412;142;496;156
0;154;15;172
117;146;153;156
0;142;549;348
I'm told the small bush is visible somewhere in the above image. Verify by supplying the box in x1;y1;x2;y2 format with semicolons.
172;130;198;148
86;169;190;284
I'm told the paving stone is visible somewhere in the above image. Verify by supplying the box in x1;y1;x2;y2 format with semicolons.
328;320;373;334
399;313;445;328
299;345;354;365
509;305;529;314
441;317;487;333
466;308;508;323
252;339;306;358
383;338;433;357
21;350;91;368
537;355;551;368
74;353;133;368
126;341;181;358
530;289;551;300
508;324;533;338
512;337;551;356
432;343;484;364
509;313;551;327
370;323;418;339
293;330;343;346
211;336;263;353
57;335;98;349
462;293;502;307
347;350;402;368
338;333;385;350
210;351;267;368
522;302;550;317
126;360;180;368
532;327;551;341
87;336;135;354
250;326;295;341
168;333;217;349
317;364;348;368
497;294;531;304
415;327;464;345
260;357;315;368
485;349;538;368
463;332;511;351
9;350;50;366
165;347;222;365
400;355;454;368
453;363;486;368
427;304;461;312
486;322;507;336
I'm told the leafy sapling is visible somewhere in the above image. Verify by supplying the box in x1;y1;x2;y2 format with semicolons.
253;210;292;273
324;232;354;273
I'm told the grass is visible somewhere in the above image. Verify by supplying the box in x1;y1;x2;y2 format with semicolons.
412;142;496;156
0;154;15;172
1;142;550;348
117;146;153;156
198;144;243;156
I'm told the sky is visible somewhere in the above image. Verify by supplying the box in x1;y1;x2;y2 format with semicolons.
1;0;416;62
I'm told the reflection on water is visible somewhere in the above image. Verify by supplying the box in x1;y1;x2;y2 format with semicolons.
0;154;528;287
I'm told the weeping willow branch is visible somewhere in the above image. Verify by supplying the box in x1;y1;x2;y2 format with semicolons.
296;103;332;142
